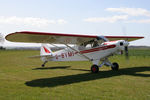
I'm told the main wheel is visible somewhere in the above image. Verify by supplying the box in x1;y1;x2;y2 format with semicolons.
41;64;45;67
111;62;119;71
91;65;99;73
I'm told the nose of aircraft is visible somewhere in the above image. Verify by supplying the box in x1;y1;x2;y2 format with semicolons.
117;40;129;59
124;41;129;47
117;40;129;49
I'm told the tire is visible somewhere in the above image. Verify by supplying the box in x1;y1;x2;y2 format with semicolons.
111;62;119;71
91;65;99;73
41;64;45;67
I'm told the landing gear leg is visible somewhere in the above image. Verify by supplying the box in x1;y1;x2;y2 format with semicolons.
41;61;48;67
90;58;119;73
99;58;119;71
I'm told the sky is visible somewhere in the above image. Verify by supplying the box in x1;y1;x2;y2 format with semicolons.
0;0;150;46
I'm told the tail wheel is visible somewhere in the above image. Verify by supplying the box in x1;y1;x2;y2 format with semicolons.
111;62;119;71
91;65;99;73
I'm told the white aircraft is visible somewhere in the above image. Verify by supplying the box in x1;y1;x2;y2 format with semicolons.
6;31;144;73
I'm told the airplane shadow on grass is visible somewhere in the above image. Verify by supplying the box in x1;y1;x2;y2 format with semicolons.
32;66;71;70
25;66;150;88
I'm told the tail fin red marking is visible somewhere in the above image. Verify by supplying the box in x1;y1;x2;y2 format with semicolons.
43;46;50;53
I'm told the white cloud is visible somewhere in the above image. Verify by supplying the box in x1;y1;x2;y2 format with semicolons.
84;7;150;24
126;19;150;23
57;19;67;24
84;15;128;23
106;7;150;17
0;16;67;27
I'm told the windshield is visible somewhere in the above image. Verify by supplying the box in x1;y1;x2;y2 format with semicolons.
78;36;107;50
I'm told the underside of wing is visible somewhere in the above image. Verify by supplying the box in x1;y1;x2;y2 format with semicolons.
105;36;144;42
6;31;144;44
6;31;98;44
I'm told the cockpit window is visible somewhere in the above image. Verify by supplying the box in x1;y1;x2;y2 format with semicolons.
78;37;106;50
92;40;99;47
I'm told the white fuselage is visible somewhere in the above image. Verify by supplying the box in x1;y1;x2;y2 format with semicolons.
47;40;125;62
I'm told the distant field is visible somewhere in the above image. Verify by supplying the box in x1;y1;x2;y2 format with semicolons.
0;49;150;100
129;48;150;56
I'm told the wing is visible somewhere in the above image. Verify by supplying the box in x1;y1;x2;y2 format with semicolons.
6;31;144;44
6;31;98;44
105;36;144;42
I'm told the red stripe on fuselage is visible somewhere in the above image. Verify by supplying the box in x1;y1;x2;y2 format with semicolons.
55;45;116;59
80;45;116;54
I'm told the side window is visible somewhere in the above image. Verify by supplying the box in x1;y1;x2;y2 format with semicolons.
78;38;105;50
85;44;92;49
92;40;99;48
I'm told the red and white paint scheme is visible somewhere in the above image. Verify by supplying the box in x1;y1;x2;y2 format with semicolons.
6;31;144;73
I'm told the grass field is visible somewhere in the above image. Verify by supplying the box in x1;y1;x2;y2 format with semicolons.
0;49;150;100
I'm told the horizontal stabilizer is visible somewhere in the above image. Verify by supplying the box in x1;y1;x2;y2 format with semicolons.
29;55;53;59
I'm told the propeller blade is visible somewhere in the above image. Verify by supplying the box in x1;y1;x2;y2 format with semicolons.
124;46;129;60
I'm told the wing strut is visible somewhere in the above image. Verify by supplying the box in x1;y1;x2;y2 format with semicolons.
64;44;92;61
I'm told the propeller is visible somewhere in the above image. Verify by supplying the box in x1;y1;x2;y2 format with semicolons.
124;41;129;60
124;46;129;60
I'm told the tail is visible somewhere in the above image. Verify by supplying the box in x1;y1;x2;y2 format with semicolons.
28;44;53;62
40;44;53;62
40;44;53;56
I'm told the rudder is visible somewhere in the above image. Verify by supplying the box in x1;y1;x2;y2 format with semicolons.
40;44;53;56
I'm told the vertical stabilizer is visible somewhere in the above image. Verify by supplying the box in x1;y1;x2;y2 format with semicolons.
40;44;53;56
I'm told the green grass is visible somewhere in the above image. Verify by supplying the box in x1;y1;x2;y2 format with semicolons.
129;48;150;56
0;49;150;100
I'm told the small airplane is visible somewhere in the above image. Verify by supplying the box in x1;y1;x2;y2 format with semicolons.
6;31;144;73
